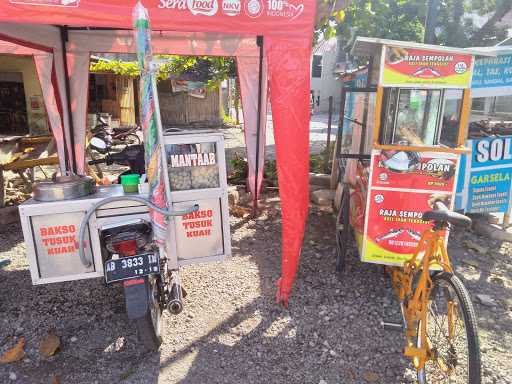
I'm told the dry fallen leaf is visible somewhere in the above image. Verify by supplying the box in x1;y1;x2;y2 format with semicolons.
362;371;380;383
39;330;60;358
230;205;252;218
51;375;61;384
0;336;25;364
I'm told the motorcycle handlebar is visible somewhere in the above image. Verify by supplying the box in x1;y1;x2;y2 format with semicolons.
88;158;106;165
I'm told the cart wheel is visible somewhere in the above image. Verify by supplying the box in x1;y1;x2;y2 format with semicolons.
335;187;350;275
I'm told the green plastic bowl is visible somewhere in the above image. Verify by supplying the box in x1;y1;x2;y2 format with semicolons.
120;174;140;194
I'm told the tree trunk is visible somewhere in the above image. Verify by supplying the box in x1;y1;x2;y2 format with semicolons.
234;79;240;125
470;1;512;44
446;0;464;46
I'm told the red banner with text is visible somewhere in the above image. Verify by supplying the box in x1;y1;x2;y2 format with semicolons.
362;150;458;265
381;46;473;88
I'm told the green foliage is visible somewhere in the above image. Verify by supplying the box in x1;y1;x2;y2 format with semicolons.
227;155;279;187
436;0;511;46
90;60;141;77
90;56;237;87
227;153;248;184
317;0;511;52
223;114;238;126
162;56;236;88
227;151;333;187
334;0;426;46
264;160;278;187
310;142;335;174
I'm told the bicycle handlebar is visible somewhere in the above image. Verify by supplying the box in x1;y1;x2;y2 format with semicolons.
434;201;448;211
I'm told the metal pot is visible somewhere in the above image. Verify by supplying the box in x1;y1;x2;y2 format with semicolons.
33;174;96;202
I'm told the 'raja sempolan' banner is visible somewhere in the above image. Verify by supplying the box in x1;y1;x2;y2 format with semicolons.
361;150;459;266
381;46;474;88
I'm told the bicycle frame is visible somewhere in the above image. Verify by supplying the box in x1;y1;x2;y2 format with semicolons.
390;226;454;371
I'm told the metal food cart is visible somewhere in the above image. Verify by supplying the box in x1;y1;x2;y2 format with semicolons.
333;36;495;382
19;129;231;285
334;37;493;268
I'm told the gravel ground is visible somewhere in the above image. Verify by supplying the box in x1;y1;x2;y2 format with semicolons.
0;199;511;384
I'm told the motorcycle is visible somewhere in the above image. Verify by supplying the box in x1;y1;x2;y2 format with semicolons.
88;137;145;182
83;137;196;350
90;114;140;153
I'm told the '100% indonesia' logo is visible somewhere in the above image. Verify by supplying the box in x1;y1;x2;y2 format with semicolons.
158;0;304;19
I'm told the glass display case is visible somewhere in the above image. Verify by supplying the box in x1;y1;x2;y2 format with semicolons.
163;129;231;266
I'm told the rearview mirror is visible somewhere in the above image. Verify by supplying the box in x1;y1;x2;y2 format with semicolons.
90;137;108;152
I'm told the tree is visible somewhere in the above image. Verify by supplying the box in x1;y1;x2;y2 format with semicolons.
439;0;512;46
317;0;512;53
159;56;236;88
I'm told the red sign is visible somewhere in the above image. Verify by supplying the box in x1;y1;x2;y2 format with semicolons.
0;0;314;37
39;224;80;255
364;189;449;264
361;150;459;265
370;151;458;192
382;46;473;88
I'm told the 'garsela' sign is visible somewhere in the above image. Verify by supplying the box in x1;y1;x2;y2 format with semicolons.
456;137;512;214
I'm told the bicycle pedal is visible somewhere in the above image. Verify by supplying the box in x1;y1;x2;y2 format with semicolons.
381;321;403;330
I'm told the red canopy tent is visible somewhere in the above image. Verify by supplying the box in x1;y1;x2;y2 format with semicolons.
0;32;68;171
0;0;316;304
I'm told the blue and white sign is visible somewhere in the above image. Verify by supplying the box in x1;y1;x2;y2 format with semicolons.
472;54;512;89
471;53;512;98
456;137;512;213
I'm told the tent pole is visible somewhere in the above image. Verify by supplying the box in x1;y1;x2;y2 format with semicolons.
59;25;77;174
253;35;264;213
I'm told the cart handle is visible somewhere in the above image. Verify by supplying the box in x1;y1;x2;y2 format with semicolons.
374;143;470;154
77;196;199;268
337;154;371;160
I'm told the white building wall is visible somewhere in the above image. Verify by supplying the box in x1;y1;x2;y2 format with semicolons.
310;39;342;114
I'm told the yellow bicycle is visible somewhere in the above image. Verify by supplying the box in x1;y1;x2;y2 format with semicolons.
389;201;481;383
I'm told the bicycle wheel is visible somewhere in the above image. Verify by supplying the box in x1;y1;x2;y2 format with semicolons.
335;186;350;274
417;272;481;384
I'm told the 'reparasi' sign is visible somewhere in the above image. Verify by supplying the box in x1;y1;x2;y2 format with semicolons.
381;46;474;88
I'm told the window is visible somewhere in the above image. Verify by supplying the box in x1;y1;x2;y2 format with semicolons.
383;89;442;146
439;89;463;147
471;97;486;112
382;88;465;148
494;95;512;114
312;55;322;78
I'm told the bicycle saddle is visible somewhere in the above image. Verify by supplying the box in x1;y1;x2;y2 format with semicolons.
423;202;472;228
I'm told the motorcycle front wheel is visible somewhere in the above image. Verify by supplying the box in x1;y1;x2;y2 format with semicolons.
136;276;163;351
